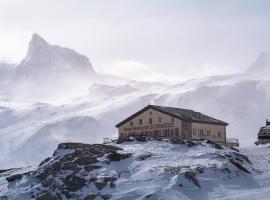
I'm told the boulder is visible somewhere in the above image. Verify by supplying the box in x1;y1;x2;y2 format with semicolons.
84;193;99;200
229;158;251;174
107;152;131;162
94;181;107;190
64;175;86;191
184;171;201;188
6;174;23;182
100;193;111;200
36;192;54;200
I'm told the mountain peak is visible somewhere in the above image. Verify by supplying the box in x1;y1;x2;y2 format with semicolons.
246;51;270;73
30;33;48;45
16;33;95;80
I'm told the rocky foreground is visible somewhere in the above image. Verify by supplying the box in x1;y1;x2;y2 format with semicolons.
0;139;256;200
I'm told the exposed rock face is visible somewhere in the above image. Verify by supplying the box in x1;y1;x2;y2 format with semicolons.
4;143;131;199
1;140;255;199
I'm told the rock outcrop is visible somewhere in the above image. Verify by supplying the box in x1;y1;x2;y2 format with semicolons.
4;143;131;199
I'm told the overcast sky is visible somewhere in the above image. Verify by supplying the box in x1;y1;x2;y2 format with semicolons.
0;0;270;83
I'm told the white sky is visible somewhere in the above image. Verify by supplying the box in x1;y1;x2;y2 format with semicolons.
0;0;270;83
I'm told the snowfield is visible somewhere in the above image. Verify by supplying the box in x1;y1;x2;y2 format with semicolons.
0;140;270;200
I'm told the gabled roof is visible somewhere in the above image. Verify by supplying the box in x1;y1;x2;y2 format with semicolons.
115;105;229;127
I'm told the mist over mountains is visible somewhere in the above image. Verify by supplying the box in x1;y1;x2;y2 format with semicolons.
0;33;270;168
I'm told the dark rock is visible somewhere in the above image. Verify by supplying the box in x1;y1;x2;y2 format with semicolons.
107;152;131;162
36;192;54;200
146;194;152;199
206;140;223;149
94;181;107;190
64;175;86;191
84;164;102;172
84;193;99;200
58;143;92;150
62;163;80;173
184;171;201;188
134;136;147;142
89;176;97;182
232;152;252;165
100;193;111;200
51;161;62;171
139;153;152;161
229;158;251;174
178;184;183;187
61;190;72;199
6;174;23;182
170;138;185;144
74;156;98;165
186;140;197;147
230;147;239;152
35;167;53;180
104;176;118;182
117;137;135;144
39;157;51;167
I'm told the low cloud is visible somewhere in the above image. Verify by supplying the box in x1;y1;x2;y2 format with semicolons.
97;60;240;84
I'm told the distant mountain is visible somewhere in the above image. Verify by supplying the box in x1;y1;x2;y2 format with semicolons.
15;33;95;80
246;52;270;74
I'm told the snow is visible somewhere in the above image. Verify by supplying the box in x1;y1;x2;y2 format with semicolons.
0;33;270;169
1;140;269;199
104;142;270;199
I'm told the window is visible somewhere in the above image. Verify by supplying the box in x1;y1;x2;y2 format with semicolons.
149;111;152;115
199;129;204;137
159;117;162;123
207;130;211;137
193;129;196;136
130;121;133;126
139;119;142;125
218;131;221;138
149;118;153;124
175;128;179;136
171;117;174;123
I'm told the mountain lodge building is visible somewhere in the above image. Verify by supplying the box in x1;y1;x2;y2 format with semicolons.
115;105;236;147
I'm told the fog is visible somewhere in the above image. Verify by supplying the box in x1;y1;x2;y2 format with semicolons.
1;0;270;82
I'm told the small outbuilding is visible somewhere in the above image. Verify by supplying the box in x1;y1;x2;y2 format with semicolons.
257;119;270;144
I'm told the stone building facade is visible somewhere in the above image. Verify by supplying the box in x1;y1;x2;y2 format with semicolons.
116;105;228;146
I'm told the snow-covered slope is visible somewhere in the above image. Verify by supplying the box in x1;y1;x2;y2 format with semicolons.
0;140;261;200
0;34;270;168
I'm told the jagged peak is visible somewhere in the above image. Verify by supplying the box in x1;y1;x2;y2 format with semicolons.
29;33;49;49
